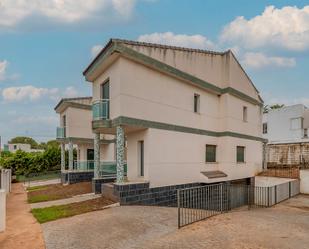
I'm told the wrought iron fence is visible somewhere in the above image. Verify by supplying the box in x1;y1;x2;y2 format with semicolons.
178;180;300;228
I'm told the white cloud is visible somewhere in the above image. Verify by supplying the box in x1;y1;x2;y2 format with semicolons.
138;32;215;50
64;86;79;98
14;115;58;125
91;45;104;57
2;85;58;102
242;52;296;69
0;60;8;81
0;0;140;29
221;5;309;51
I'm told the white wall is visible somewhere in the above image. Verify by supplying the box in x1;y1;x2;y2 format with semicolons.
263;104;309;144
300;170;309;194
0;189;5;232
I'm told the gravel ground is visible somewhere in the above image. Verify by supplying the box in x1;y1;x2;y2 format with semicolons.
42;195;309;249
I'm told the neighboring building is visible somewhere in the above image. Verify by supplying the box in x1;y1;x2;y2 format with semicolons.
4;143;44;153
263;104;309;165
54;97;116;183
83;39;265;198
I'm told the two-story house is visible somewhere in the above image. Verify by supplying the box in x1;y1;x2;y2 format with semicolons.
83;39;265;203
54;97;116;183
263;104;309;165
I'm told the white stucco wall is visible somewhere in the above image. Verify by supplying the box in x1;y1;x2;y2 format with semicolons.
263;104;309;144
300;170;309;194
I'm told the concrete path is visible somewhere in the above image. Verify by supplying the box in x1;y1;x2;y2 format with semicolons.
0;183;45;249
31;193;102;209
24;178;61;188
42;206;177;249
42;195;309;249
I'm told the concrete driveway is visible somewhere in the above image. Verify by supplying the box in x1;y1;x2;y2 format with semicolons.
42;195;309;249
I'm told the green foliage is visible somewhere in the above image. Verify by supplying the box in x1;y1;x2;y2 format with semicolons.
263;104;285;113
0;147;61;176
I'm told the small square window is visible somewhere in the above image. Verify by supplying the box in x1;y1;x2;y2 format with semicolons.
194;94;200;113
243;106;248;122
206;145;216;162
236;146;245;163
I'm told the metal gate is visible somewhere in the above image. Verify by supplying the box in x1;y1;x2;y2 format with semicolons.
177;180;300;228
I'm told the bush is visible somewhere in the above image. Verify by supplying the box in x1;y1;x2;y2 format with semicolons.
0;147;61;176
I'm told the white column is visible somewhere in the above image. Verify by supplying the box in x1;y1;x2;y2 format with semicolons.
61;143;65;172
116;126;125;183
94;133;100;179
68;140;73;171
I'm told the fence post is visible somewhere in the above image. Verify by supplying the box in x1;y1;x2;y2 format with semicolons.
275;185;277;204
177;189;180;229
289;182;291;198
267;187;270;207
0;189;5;232
248;185;251;210
220;183;223;213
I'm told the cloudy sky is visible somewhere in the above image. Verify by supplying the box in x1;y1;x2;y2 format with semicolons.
0;0;308;144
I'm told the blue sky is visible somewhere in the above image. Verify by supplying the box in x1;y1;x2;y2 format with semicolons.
0;0;308;144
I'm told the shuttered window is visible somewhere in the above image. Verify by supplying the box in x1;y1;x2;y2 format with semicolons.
236;146;245;163
206;145;216;162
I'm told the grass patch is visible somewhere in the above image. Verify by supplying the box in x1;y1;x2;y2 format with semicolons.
28;194;57;203
27;186;48;192
31;198;114;223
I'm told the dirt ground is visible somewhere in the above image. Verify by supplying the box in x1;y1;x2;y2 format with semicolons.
42;195;309;249
28;182;92;202
0;183;45;249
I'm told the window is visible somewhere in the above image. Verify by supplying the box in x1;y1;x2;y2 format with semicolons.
262;123;268;134
243;106;248;122
194;94;200;113
14;145;17;150
206;145;216;163
304;129;308;138
236;146;245;163
290;118;302;130
138;141;144;176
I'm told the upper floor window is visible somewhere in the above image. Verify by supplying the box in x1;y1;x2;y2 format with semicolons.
101;80;110;100
236;146;245;163
243;106;248;122
194;94;200;113
62;115;66;127
206;145;217;163
262;123;268;134
290;117;302;130
304;128;308;138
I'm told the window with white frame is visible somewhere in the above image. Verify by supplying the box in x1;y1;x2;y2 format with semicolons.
290;118;302;130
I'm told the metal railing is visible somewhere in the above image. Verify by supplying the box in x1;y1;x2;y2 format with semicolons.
92;99;110;120
178;180;300;228
72;160;127;177
56;127;66;138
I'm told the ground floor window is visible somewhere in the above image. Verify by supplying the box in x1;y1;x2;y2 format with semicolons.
206;145;216;162
138;141;144;176
236;146;245;163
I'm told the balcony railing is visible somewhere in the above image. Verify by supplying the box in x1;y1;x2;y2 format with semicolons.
92;99;109;120
72;160;127;177
56;127;66;139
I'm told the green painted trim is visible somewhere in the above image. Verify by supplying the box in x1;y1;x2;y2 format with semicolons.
84;41;263;106
57;137;115;144
92;116;266;142
221;87;262;106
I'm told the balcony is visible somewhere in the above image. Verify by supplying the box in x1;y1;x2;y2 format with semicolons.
92;99;109;120
56;127;66;139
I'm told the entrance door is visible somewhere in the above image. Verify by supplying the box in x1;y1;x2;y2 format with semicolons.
138;141;144;177
87;149;94;170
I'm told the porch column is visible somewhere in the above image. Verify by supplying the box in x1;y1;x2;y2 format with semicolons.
60;143;65;172
68;140;73;171
116;126;125;183
94;133;100;179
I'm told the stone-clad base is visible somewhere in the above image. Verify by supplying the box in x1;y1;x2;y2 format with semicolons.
102;182;201;207
61;171;94;185
92;177;116;194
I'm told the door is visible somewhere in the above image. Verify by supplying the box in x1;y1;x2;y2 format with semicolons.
87;149;94;170
138;141;144;177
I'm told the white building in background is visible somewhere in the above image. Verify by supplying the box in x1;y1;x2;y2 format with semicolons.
263;104;309;144
263;104;309;165
4;143;44;153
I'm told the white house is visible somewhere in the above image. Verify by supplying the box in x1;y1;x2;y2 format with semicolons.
263;104;309;165
83;39;265;201
4;143;44;153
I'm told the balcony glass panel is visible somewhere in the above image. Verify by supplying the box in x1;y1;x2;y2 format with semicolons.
92;99;109;120
56;127;66;138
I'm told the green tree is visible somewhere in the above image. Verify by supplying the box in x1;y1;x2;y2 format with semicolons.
263;104;285;113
